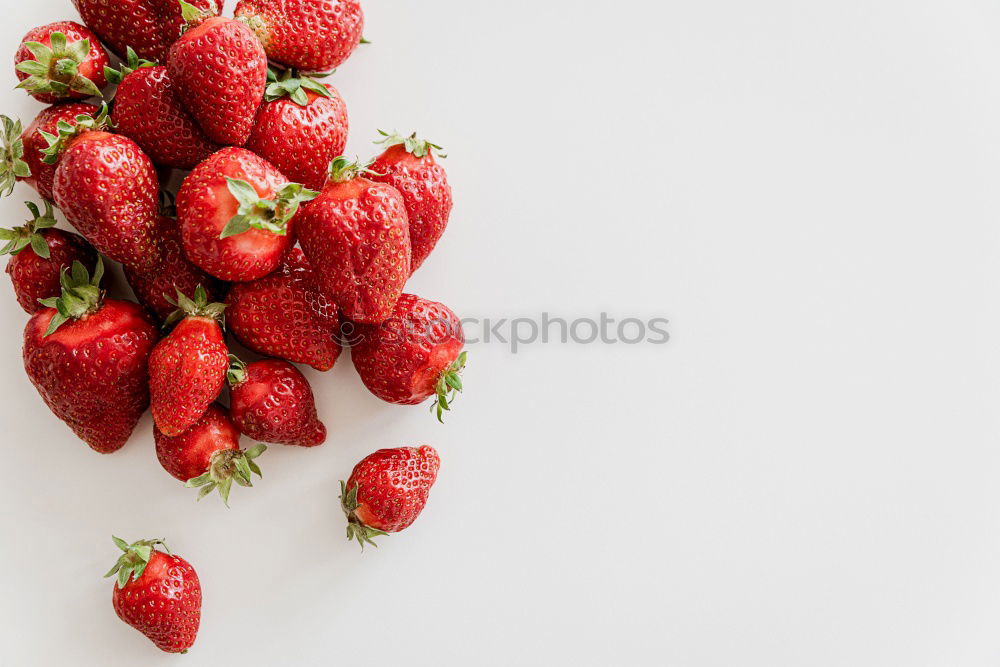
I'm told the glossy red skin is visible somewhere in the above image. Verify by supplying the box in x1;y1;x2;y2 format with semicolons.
23;300;158;453
149;316;229;437
113;549;201;653
297;177;410;324
167;17;268;146
230;359;325;447
19;104;97;201
235;0;363;72
370;145;453;274
15;22;109;104
179;148;296;281
346;446;440;533
351;294;465;405
73;0;220;62
155;403;240;481
245;84;348;191
6;229;96;314
227;248;340;371
112;66;218;170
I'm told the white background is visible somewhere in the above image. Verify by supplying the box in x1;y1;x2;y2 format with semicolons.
1;0;999;664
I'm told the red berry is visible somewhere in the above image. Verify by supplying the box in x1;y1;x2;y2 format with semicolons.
15;21;108;104
228;357;326;447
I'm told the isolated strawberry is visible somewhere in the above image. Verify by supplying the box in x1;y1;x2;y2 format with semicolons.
15;21;108;104
149;286;229;436
178;147;317;281
167;3;268;146
246;68;349;190
73;0;220;62
105;536;201;654
340;445;441;548
23;259;158;453
1;201;96;313
107;48;218;170
235;0;364;72
297;157;410;324
226;248;340;370
228;356;326;447
370;131;453;274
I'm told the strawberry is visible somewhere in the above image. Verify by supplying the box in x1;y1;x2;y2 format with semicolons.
178;147;317;281
73;0;220;62
155;402;267;504
107;49;218;170
340;445;441;548
14;21;108;104
148;286;229;436
228;356;326;447
1;201;96;313
235;0;364;72
105;536;201;654
370;131;453;274
167;3;268;146
351;293;467;421
23;258;159;453
245;68;349;191
296;157;411;324
226;248;340;371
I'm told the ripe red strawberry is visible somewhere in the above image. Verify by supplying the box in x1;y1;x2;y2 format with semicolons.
148;286;229;436
23;259;158;453
370;131;453;274
340;445;441;548
107;49;218;170
167;5;268;146
246;68;349;191
73;0;220;62
15;21;108;104
235;0;364;72
227;248;340;371
296;157;410;324
1;201;96;313
105;536;201;654
178;147;317;281
351;293;467;421
228;357;326;447
155;402;267;504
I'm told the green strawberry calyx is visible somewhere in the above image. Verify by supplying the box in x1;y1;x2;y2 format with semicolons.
16;31;103;99
0;115;30;198
186;444;267;507
264;67;333;106
104;536;170;589
375;129;446;159
0;201;57;258
39;103;109;165
178;0;217;29
432;350;467;423
220;178;318;239
226;354;248;386
38;256;105;336
103;46;157;85
327;155;383;184
163;284;227;327
340;480;390;550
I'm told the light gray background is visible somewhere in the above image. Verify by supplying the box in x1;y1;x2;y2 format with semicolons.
1;0;999;664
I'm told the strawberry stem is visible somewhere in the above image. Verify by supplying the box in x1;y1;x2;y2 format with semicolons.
432;351;467;423
38;256;105;335
0;115;29;197
104;536;169;589
185;444;267;507
0;201;58;258
340;481;389;549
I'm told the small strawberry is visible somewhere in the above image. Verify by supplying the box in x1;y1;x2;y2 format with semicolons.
296;157;410;324
107;48;218;170
73;0;221;62
370;131;453;274
226;248;340;371
235;0;364;72
23;258;159;453
246;68;349;191
178;147;317;281
105;536;201;654
155;402;267;504
148;286;229;436
340;445;441;548
1;201;96;313
14;21;108;104
228;356;326;447
167;2;268;146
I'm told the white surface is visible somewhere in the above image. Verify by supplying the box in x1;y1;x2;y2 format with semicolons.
1;0;1000;664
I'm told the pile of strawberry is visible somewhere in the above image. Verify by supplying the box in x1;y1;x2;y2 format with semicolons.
1;0;465;654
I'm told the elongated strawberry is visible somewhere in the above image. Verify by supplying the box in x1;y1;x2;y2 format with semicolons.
340;445;441;548
149;286;228;436
226;248;340;370
73;0;220;62
246;68;349;190
235;0;364;72
297;157;410;324
228;356;326;447
23;258;158;453
178;147;317;281
15;21;108;104
105;536;201;654
370;131;453;274
1;201;96;313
